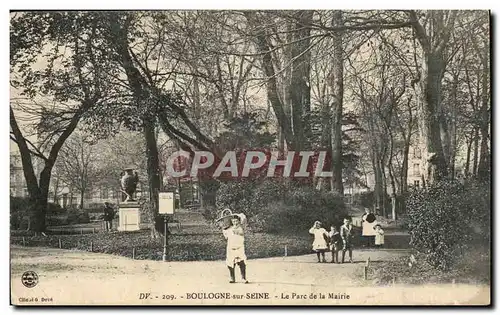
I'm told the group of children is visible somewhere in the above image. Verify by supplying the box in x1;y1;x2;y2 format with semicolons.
309;217;385;263
219;209;386;283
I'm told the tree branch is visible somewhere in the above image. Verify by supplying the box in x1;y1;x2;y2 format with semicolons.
408;11;431;52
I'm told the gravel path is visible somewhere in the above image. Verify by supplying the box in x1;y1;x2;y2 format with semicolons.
10;246;489;306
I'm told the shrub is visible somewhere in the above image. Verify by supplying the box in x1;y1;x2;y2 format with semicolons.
46;215;67;226
216;180;347;234
283;186;346;233
10;196;31;229
406;179;490;271
11;196;64;229
47;202;65;214
66;208;91;225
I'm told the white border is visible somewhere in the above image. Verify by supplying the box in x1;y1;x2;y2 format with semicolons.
2;2;497;315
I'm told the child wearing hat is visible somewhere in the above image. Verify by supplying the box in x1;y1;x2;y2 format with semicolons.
222;213;249;283
374;224;385;248
309;221;329;263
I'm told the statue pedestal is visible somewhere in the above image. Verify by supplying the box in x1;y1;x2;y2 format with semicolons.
117;202;140;232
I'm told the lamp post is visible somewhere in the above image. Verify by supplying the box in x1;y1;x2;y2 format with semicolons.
159;191;174;262
162;215;168;262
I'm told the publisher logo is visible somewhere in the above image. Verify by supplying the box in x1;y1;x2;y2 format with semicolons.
21;271;38;288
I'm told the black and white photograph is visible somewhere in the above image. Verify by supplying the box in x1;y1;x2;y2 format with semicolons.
8;8;491;306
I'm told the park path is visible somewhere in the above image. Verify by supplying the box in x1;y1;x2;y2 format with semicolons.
10;245;488;306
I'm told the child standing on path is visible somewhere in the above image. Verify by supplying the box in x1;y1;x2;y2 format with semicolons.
222;214;249;284
340;218;354;263
374;224;385;248
309;221;329;263
328;225;342;263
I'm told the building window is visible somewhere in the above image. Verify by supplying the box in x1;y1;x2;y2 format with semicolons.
414;180;420;188
413;147;422;159
413;163;420;176
101;189;109;199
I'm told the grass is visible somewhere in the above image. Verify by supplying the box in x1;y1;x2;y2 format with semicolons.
10;224;315;261
369;245;490;286
10;210;411;261
10;225;411;262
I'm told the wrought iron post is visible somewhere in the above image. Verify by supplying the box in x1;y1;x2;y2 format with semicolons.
162;215;168;262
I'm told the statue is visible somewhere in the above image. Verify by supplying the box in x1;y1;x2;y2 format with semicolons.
120;168;139;202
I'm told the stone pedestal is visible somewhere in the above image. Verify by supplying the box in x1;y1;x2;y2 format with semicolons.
118;202;140;232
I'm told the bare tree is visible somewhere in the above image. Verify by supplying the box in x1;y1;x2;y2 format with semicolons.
408;10;458;183
56;132;102;209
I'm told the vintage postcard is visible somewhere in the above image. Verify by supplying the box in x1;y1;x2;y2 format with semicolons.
9;9;491;306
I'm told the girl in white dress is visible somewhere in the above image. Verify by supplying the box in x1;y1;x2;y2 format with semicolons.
374;224;385;248
222;214;248;283
309;221;329;263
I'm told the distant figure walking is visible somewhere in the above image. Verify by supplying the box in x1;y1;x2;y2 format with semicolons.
340;218;354;263
309;221;329;263
103;202;115;232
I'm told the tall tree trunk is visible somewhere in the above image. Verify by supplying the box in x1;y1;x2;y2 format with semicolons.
11;104;83;232
289;10;313;150
245;12;295;149
477;64;490;180
465;134;472;178
330;10;344;195
144;120;161;238
410;10;456;184
399;138;411;213
278;129;285;153
317;87;331;191
80;190;85;209
440;107;451;173
448;72;459;179
371;149;383;212
387;131;398;220
419;51;449;183
192;74;201;125
110;16;163;238
401;139;410;193
379;158;388;217
36;167;53;233
472;128;479;177
283;18;293;148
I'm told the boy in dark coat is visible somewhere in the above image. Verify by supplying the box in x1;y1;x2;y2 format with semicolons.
328;225;342;263
103;202;115;232
340;218;354;263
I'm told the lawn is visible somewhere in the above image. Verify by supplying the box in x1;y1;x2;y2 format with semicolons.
10;224;314;261
10;210;411;261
